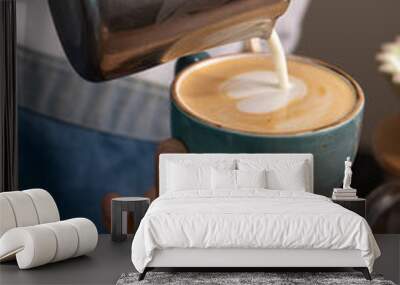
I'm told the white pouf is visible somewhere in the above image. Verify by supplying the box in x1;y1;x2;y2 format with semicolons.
0;218;98;269
0;189;98;269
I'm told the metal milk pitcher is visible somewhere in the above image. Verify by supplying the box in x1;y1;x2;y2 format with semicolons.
48;0;289;82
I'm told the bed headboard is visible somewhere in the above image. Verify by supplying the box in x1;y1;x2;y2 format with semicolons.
159;153;314;195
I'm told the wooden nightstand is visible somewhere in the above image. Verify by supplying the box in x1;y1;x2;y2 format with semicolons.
332;198;366;218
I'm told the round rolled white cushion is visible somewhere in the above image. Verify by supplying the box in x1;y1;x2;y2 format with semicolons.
0;191;39;227
23;189;60;224
42;221;79;262
0;226;57;269
0;196;17;238
0;189;60;239
65;218;98;257
0;218;98;269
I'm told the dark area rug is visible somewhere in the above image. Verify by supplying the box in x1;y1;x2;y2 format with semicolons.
116;272;395;285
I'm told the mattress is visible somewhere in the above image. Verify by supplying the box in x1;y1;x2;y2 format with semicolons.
131;190;380;273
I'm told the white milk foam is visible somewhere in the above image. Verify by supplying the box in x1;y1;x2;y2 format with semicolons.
220;71;307;114
220;29;303;114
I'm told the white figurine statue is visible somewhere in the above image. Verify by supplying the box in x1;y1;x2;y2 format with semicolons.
342;156;353;190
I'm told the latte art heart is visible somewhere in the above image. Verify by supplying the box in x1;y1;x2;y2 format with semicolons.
221;71;307;114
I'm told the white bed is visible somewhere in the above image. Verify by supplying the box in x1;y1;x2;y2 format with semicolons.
131;154;380;280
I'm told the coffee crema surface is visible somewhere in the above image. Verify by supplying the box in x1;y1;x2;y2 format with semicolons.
174;54;359;135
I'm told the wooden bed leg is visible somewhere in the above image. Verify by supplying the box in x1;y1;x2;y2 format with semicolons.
138;268;148;281
354;267;371;280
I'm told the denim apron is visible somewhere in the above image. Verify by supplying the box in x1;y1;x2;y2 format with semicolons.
17;48;170;232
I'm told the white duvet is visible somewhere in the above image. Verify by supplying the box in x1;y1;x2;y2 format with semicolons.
131;190;380;273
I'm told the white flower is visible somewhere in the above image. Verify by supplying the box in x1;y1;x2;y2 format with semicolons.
377;36;400;85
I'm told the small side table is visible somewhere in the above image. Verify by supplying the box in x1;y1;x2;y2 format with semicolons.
111;197;150;242
332;198;366;218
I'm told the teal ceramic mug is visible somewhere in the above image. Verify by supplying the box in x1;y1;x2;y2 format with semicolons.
171;53;364;197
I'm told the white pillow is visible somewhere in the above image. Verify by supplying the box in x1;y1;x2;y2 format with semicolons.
167;163;211;191
266;167;307;191
237;159;309;191
211;169;237;190
236;169;267;189
167;159;236;170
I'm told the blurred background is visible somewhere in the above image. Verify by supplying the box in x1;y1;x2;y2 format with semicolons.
297;0;400;233
297;0;400;150
14;0;400;233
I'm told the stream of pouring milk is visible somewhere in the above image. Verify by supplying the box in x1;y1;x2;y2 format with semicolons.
221;30;307;114
267;29;290;90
